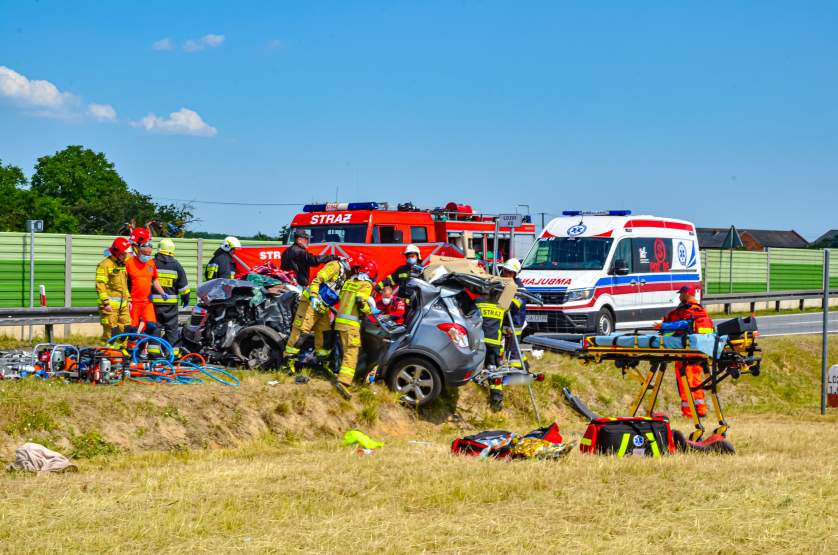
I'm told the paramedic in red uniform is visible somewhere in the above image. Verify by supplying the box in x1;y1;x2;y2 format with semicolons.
125;229;167;331
376;286;406;325
654;284;714;417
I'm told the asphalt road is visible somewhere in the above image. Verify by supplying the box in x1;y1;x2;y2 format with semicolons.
753;312;837;337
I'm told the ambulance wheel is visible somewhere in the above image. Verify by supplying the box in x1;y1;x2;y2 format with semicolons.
387;357;442;407
232;325;284;370
595;308;614;335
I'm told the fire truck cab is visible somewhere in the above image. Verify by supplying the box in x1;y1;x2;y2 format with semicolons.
234;202;537;283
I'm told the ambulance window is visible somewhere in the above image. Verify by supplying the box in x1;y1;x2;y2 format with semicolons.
410;226;428;243
373;225;403;244
612;239;634;273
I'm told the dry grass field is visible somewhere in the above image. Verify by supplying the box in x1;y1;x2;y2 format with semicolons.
1;335;836;553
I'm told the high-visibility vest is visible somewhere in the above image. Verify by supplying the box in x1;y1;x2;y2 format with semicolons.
476;294;505;346
335;277;374;328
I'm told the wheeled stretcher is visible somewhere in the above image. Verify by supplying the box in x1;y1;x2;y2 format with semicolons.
526;317;761;442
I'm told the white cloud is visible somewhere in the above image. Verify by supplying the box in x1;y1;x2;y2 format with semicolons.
133;107;217;137
87;103;117;122
152;37;174;51
0;65;75;113
183;34;225;53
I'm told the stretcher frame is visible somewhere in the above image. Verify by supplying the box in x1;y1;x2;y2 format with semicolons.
569;332;761;441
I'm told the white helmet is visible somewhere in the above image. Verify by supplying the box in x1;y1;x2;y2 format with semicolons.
404;244;421;256
500;258;522;275
221;236;241;252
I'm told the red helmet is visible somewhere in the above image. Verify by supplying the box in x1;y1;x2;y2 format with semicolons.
109;237;131;256
360;259;378;282
351;253;367;271
130;227;151;245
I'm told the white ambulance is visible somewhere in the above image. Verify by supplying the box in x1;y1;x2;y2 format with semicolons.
519;210;702;334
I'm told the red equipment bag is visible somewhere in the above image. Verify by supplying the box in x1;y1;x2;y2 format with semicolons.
451;430;515;458
580;417;675;458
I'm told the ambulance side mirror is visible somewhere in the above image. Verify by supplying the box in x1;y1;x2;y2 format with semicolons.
612;259;630;276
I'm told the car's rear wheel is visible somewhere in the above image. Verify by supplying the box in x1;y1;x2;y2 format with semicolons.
231;325;284;370
596;308;614;335
386;356;442;407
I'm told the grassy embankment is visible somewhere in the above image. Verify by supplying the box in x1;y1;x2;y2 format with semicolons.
0;336;836;552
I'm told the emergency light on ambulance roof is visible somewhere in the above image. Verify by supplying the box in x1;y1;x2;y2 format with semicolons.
302;202;380;213
561;210;632;217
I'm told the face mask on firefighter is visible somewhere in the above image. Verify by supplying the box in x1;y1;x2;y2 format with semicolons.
407;256;418;265
382;297;392;305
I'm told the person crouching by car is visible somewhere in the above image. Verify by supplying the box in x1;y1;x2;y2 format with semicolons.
376;286;406;325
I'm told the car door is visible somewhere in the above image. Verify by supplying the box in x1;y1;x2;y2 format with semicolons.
608;238;640;323
634;237;674;322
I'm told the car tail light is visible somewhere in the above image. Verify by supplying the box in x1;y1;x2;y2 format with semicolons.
437;323;470;349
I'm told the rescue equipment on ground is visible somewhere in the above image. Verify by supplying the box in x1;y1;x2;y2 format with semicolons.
579;417;675;458
451;422;572;460
529;316;761;450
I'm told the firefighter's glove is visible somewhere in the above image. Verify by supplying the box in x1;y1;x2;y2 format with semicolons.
369;305;381;316
162;292;171;301
311;296;324;313
652;322;662;331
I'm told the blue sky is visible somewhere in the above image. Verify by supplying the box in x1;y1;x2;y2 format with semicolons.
1;1;837;239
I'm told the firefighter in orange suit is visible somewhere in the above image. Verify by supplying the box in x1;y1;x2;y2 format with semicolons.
654;284;714;417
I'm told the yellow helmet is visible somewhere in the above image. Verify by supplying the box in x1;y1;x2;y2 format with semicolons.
158;238;176;255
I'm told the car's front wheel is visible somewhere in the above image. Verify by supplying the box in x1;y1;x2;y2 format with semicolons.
231;325;284;370
386;356;443;407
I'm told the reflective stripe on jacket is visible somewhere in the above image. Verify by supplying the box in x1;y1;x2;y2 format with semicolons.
95;256;129;306
335;278;373;328
476;295;505;346
154;253;190;304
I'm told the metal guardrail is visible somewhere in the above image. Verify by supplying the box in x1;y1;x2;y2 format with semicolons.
0;307;192;342
704;289;838;313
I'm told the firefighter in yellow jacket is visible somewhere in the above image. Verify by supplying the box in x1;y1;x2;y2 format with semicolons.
283;257;352;373
95;237;132;342
334;255;378;387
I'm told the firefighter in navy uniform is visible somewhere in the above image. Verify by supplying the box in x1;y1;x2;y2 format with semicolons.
205;236;241;280
475;289;506;411
654;284;715;417
280;229;340;287
153;238;191;352
376;244;422;294
499;258;528;370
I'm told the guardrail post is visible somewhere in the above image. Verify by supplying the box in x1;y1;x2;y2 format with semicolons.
64;235;72;338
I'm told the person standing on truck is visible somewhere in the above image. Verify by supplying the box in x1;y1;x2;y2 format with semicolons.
95;237;132;342
334;255;379;388
205;236;241;280
281;229;340;287
654;284;714;417
499;258;528;370
283;256;353;375
153;238;191;351
376;244;423;294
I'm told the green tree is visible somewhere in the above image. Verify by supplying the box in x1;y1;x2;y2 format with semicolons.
29;146;192;235
0;160;30;231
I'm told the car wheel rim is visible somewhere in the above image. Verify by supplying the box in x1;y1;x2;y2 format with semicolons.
599;316;611;335
245;335;271;368
395;364;434;403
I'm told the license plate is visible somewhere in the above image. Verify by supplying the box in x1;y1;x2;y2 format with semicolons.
527;314;548;323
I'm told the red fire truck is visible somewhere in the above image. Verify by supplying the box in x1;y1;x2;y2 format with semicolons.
234;202;537;282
